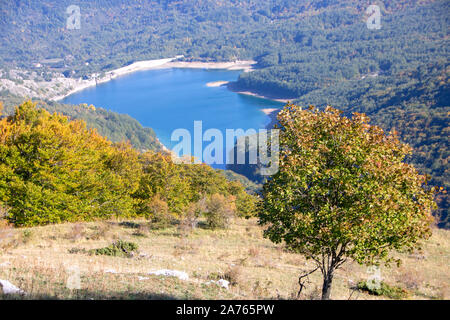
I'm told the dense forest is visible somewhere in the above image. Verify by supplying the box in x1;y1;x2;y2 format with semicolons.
0;95;163;152
0;0;448;226
0;101;256;226
1;1;447;77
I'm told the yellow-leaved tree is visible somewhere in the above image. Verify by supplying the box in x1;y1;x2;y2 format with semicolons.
0;101;141;226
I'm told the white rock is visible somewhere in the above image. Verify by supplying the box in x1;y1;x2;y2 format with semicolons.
105;269;118;274
0;262;10;267
137;276;149;281
0;279;26;295
216;279;230;289
148;269;189;281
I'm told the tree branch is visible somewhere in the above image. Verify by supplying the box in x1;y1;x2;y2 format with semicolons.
297;266;320;298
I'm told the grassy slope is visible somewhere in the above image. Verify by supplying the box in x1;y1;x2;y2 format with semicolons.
0;218;448;300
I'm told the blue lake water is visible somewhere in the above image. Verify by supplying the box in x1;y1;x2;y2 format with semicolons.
62;68;283;169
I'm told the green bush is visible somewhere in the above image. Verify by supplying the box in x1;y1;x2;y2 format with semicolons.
357;281;409;299
204;194;236;230
89;240;138;257
235;191;258;218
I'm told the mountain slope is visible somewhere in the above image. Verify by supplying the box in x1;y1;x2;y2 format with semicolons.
0;0;448;225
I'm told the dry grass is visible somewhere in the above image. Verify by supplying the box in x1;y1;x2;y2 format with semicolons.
0;218;448;300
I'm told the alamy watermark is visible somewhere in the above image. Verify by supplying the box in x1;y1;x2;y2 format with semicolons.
366;265;382;290
66;5;81;30
366;5;381;30
65;264;81;290
170;121;280;176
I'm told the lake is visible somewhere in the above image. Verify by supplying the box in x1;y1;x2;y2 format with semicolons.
62;68;283;169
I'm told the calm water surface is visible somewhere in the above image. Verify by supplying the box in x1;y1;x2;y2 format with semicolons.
63;68;283;168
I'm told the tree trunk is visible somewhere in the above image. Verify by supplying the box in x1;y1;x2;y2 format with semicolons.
321;272;334;300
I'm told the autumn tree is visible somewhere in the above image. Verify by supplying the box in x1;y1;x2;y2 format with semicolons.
0;101;257;227
259;104;437;300
133;152;256;218
0;101;141;226
133;151;192;217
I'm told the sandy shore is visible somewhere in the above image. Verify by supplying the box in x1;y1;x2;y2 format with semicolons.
204;81;289;104
206;81;229;87
51;57;179;101
163;60;255;72
2;56;292;107
232;90;290;104
47;56;292;107
261;108;280;115
51;58;256;101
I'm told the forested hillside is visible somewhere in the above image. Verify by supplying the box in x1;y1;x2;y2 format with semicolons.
0;101;256;226
1;1;446;78
0;95;163;152
0;0;448;226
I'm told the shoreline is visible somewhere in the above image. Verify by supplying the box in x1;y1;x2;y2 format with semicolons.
51;58;257;102
206;81;230;87
232;90;290;104
205;80;289;105
42;57;288;151
261;108;280;116
50;57;179;101
225;81;291;104
262;108;281;130
161;60;255;72
49;57;292;106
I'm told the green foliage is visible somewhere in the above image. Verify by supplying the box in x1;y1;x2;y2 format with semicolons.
204;194;236;230
133;153;256;219
235;191;258;219
0;98;163;153
33;99;160;152
1;0;447;225
90;240;138;257
45;101;163;152
259;104;437;299
216;169;261;194
133;152;191;216
357;281;409;299
0;101;141;226
294;61;450;227
0;101;256;227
